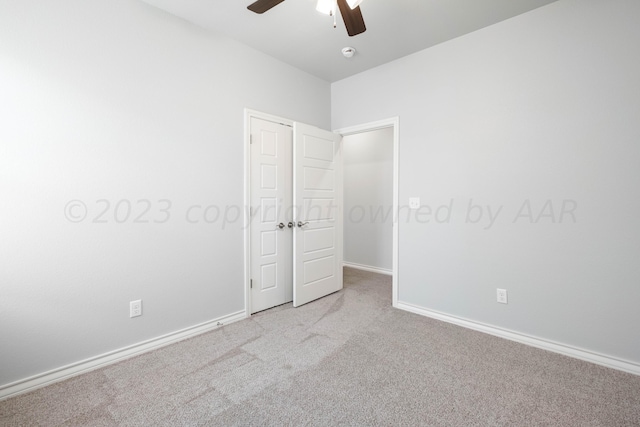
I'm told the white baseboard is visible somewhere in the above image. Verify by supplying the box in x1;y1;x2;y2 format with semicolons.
395;301;640;376
343;261;392;276
0;310;246;401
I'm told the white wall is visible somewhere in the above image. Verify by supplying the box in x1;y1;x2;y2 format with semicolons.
0;0;329;387
332;0;640;365
343;128;393;271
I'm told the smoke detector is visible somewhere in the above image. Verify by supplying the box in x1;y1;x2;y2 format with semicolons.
342;47;356;58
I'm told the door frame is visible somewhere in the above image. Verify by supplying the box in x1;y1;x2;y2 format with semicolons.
334;117;400;307
244;109;294;317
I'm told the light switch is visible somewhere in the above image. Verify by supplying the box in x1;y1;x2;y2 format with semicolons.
409;197;420;210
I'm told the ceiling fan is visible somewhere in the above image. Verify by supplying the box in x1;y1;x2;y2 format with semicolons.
247;0;367;37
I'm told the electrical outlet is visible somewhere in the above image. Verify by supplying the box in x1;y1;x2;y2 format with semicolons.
496;289;508;304
409;197;420;210
130;300;142;318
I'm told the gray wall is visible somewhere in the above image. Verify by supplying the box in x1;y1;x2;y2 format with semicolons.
332;0;640;364
0;0;329;386
343;129;393;271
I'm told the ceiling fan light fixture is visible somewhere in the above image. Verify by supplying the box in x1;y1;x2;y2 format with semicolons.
248;0;366;36
316;0;336;16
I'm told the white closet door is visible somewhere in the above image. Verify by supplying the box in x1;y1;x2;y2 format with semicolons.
250;117;293;313
293;122;343;307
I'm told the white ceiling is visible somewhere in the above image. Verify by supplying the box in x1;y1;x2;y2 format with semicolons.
140;0;557;82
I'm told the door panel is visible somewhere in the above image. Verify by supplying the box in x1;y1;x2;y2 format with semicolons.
293;123;343;307
250;118;293;313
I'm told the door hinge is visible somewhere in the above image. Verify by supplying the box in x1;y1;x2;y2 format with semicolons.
250;279;253;289
250;134;253;144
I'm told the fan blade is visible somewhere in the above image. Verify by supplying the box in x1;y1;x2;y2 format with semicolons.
337;0;366;37
247;0;285;14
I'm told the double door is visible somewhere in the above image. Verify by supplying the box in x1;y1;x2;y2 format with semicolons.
250;117;343;313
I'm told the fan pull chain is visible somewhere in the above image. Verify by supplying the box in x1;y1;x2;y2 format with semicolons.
332;0;337;27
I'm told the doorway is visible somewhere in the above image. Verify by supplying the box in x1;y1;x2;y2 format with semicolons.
342;127;394;275
334;118;399;307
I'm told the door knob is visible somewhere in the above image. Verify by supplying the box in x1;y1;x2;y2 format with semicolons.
288;222;294;228
297;221;309;228
277;223;285;229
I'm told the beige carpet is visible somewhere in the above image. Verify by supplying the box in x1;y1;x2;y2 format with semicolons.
1;267;639;426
